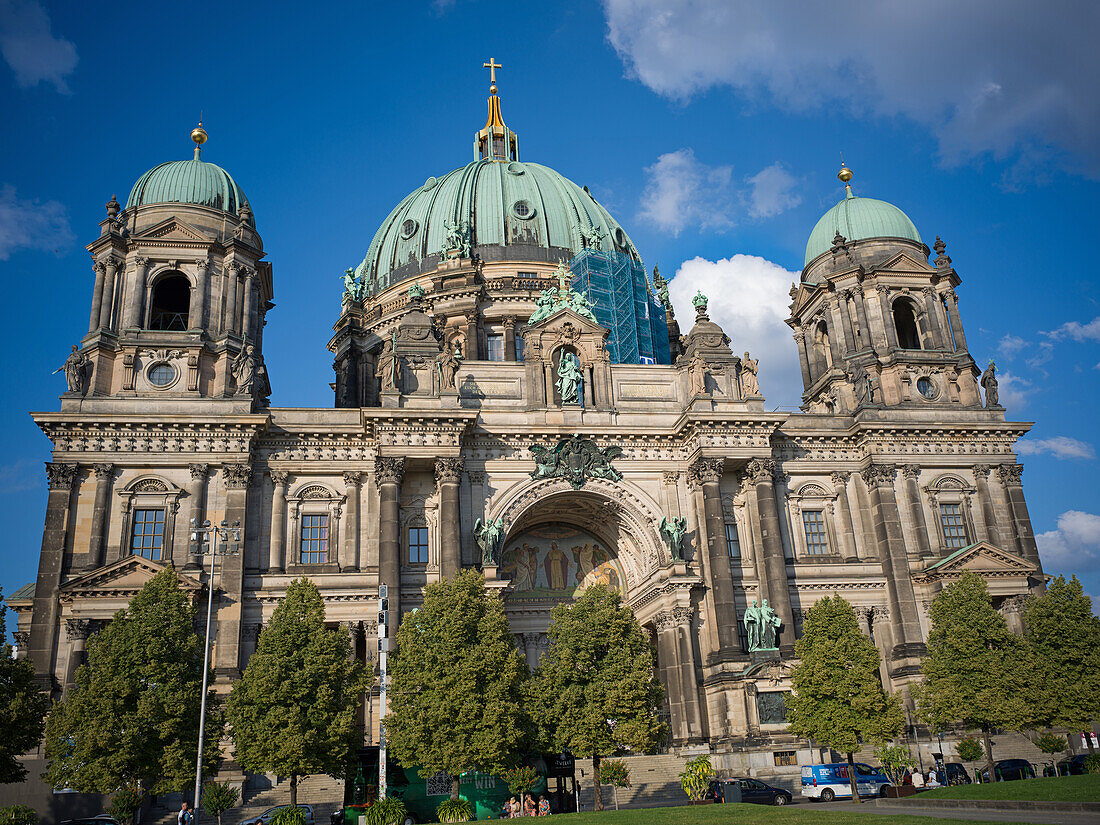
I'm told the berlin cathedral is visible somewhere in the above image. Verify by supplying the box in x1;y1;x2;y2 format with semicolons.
10;65;1045;789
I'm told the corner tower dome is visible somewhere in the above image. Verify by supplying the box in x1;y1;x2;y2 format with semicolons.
355;65;640;294
126;122;252;220
804;166;921;267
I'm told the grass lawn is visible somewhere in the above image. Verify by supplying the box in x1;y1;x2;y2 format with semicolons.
519;803;1024;825
917;773;1100;803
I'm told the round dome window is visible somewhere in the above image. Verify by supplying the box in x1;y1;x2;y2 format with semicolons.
506;162;525;175
916;376;937;400
422;176;438;191
400;219;419;239
512;200;535;220
614;227;628;250
148;363;177;388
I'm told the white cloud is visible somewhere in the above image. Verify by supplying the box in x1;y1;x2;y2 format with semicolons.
637;148;734;236
1037;510;1100;572
997;334;1028;358
0;184;73;260
0;0;77;92
1046;316;1100;343
746;162;801;219
1015;436;1095;460
667;254;801;407
604;0;1100;178
995;370;1033;411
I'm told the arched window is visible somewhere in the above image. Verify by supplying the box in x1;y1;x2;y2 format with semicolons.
149;273;190;331
893;300;922;349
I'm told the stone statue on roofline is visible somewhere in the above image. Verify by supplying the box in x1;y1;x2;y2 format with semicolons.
55;345;89;393
981;360;1000;408
740;352;760;397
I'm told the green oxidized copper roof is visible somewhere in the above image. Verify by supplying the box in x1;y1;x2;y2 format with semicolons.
7;581;35;601
357;159;640;292
126;157;250;216
804;189;921;267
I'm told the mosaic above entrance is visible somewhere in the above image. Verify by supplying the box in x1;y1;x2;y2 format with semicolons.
500;524;623;599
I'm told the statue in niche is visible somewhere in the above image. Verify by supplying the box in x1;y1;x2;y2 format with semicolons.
744;598;782;652
474;516;505;566
376;333;398;392
689;352;708;396
658;516;688;561
557;351;583;405
232;345;256;395
435;343;462;391
981;360;999;407
740;352;760;397
849;362;872;405
55;345;89;393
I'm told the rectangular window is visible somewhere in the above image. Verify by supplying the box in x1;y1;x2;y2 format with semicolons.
514;335;526;363
408;526;429;564
130;508;165;560
486;334;505;362
774;751;797;767
940;503;968;549
300;514;329;564
724;522;741;559
801;510;829;555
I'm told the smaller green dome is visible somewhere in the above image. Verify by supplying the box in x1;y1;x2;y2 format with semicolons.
126;157;249;216
804;190;921;266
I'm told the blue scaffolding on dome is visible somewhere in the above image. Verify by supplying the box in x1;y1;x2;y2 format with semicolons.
569;249;671;365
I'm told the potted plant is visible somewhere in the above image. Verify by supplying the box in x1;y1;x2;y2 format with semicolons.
679;755;716;805
362;798;406;825
873;744;917;797
435;798;471;823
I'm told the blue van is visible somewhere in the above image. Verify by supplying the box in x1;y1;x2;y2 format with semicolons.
800;762;892;801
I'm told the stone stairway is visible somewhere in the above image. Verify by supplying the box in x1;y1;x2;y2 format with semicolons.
143;776;345;825
574;755;691;811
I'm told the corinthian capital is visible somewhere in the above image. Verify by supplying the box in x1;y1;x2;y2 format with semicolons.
900;464;921;480
745;458;777;486
374;457;406;486
93;463;115;480
222;463;252;489
45;462;78;491
689;458;724;486
971;464;991;479
997;463;1023;485
861;463;897;488
343;471;364;487
434;457;464;486
189;463;210;480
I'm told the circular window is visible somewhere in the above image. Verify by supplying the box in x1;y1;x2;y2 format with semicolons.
422;176;438;190
147;363;177;388
614;227;628;249
916;376;937;399
400;218;419;239
512;200;535;220
506;161;525;175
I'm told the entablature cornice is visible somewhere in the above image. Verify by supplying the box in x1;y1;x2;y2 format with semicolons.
33;412;269;455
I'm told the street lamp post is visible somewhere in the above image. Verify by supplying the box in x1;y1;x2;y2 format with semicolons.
190;519;240;822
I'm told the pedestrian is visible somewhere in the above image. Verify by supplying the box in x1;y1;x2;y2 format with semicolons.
508;796;521;818
538;796;550;816
524;795;537;817
178;802;193;825
911;769;925;789
500;799;511;819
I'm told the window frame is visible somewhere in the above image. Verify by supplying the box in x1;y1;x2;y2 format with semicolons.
938;502;969;551
117;476;184;566
486;333;505;362
724;521;741;559
408;524;429;565
786;481;842;562
299;513;330;565
924;475;978;557
801;509;829;555
130;507;166;560
285;483;345;571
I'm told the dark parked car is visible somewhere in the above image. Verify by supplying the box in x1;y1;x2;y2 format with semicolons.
1056;754;1092;776
239;805;315;825
977;759;1035;783
709;777;792;805
941;762;971;785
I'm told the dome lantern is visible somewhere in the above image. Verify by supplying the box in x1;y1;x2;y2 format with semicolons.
474;57;519;162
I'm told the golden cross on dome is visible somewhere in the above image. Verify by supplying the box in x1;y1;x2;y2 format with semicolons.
483;57;502;86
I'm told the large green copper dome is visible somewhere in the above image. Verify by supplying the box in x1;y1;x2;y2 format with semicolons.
126;157;249;216
804;189;921;267
357;158;640;292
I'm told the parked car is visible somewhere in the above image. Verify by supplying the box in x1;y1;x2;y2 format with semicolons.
977;759;1035;783
801;763;891;801
941;762;971;785
708;777;792;805
1056;754;1091;776
239;805;315;825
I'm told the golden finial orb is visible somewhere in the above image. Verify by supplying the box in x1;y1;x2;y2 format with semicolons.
191;122;208;146
838;164;853;183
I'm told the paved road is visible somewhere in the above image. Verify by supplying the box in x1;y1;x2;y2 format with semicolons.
810;800;1100;825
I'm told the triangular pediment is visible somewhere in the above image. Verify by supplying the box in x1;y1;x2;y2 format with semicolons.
134;217;208;243
59;555;202;602
876;251;935;274
917;541;1037;582
528;306;607;334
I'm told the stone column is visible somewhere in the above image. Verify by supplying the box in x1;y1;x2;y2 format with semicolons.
875;285;899;350
29;462;78;682
921;287;947;349
672;606;704;741
98;257;120;331
225;264;240;335
997;464;1040;567
830;471;859;561
63;618;93;695
376;457;405;616
123;257;149;329
840;290;860;353
689;458;741;654
852;286;876;355
1000;595;1027;636
84;463;115;570
464;315;479;360
942;289;968;351
746;458;794;649
341;472;362;572
88;261;107;333
971;465;1002;547
435;458;463;579
900;465;932;562
190;260;209;331
185;463;209;570
242;268;255;340
503;316;516;361
827;297;847;362
654;612;686;742
267;470;288;572
861;464;924;659
214;464;251;678
793;330;812;388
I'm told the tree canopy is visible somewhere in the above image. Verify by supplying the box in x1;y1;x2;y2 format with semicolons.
385;570;528;800
1025;575;1100;749
226;578;364;806
0;592;49;783
785;594;902;802
44;569;220;794
916;572;1033;779
529;584;666;811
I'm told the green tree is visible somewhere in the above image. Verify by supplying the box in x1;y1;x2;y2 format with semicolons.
0;592;49;783
385;570;527;801
955;736;983;779
200;780;239;825
1025;575;1100;754
598;759;630;810
226;578;365;807
44;569;220;797
529;585;666;811
678;754;714;803
1033;733;1068;775
785;594;903;803
500;766;539;813
916;572;1033;783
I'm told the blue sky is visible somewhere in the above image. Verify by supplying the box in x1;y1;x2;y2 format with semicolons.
1;0;1098;613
